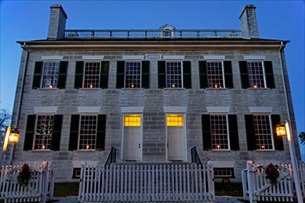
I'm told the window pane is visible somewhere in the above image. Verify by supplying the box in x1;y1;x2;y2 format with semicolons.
125;62;141;88
124;114;141;126
253;115;273;149
207;62;224;88
247;62;264;88
79;115;97;150
84;62;100;88
166;62;182;88
167;114;183;126
34;115;54;149
210;115;228;149
42;62;59;88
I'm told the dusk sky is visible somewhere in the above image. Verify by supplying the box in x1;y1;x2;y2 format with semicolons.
1;1;304;159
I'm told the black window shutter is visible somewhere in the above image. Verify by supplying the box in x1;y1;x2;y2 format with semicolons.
24;115;36;151
239;61;249;89
202;115;212;151
158;61;166;88
116;61;125;88
32;61;43;89
271;114;284;150
228;115;239;150
51;115;63;151
96;115;106;151
183;61;192;89
75;62;84;89
142;61;150;88
264;61;275;88
57;61;68;89
69;115;80;151
100;61;109;88
199;61;208;88
224;61;233;88
245;115;256;150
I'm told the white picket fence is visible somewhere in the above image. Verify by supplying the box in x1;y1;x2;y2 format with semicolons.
0;162;54;203
78;162;215;202
242;161;305;202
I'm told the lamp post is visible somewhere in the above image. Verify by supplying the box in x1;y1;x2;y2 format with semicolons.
0;126;20;169
276;120;303;203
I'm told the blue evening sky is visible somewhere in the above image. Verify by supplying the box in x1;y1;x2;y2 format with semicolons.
1;1;304;159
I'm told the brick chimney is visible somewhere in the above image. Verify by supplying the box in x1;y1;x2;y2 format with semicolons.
239;4;259;39
47;4;67;40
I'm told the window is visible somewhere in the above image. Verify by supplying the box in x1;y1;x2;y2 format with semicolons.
167;114;183;126
24;115;63;151
84;62;100;88
69;115;106;151
214;168;235;178
32;61;68;89
199;61;233;88
163;29;173;37
79;115;97;150
239;61;275;89
124;114;141;126
34;115;54;149
116;61;149;88
202;114;239;151
245;114;283;151
74;61;109;89
158;61;191;88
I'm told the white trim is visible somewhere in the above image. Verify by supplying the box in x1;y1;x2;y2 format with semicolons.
82;55;104;60
77;106;101;113
163;106;187;113
203;55;225;60
34;106;58;113
41;56;63;60
213;161;235;168
145;54;161;60
249;107;273;113
121;106;144;113
123;55;145;60
163;55;185;60
243;55;266;60
206;106;230;113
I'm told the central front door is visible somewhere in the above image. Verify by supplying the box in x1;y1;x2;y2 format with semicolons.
123;114;142;161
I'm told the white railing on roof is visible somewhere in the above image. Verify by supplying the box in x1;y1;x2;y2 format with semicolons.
64;29;243;39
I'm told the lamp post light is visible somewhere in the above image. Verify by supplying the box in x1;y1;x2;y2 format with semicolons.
0;126;20;169
276;120;303;203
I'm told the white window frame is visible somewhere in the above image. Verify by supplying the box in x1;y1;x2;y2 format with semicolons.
33;114;54;150
78;114;98;150
253;114;275;150
124;60;142;88
206;60;226;88
165;60;183;88
210;114;231;151
82;61;101;88
41;61;60;89
247;60;267;89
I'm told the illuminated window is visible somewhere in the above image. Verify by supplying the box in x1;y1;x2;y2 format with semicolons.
34;115;54;149
210;115;229;150
247;62;265;88
253;115;273;150
125;61;141;88
42;62;60;88
207;62;224;88
166;61;182;88
167;114;184;126
83;62;101;88
124;115;141;126
79;115;97;150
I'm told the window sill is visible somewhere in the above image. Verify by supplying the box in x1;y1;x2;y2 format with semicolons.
32;149;52;152
76;149;96;152
121;88;144;90
247;87;270;90
37;88;58;90
254;149;275;152
163;88;185;90
205;87;228;90
211;149;231;152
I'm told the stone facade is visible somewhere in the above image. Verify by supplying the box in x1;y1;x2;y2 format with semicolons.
8;4;300;182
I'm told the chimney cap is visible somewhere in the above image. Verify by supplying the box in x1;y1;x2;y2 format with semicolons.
239;4;256;19
50;4;67;19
